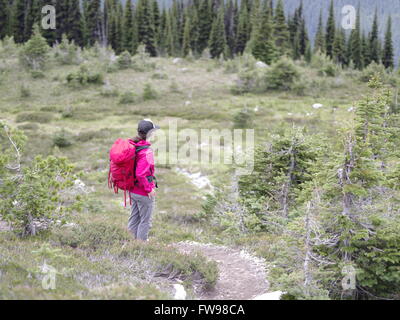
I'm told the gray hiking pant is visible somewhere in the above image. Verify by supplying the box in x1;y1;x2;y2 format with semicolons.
128;193;154;240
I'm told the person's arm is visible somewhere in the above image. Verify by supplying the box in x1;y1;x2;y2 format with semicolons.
135;150;154;194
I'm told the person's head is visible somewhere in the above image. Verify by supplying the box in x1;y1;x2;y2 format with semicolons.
133;119;160;142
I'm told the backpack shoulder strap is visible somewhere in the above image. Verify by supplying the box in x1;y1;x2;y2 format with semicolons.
133;145;150;181
135;145;150;152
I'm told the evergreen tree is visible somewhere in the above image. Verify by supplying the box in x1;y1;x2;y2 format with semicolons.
67;0;83;46
55;0;69;42
368;9;380;65
182;10;191;57
350;8;363;70
165;9;178;56
189;4;199;55
136;0;157;56
382;16;394;70
208;4;227;59
153;0;161;51
333;27;346;66
0;0;8;39
20;24;50;70
24;0;42;41
361;32;369;68
235;0;250;55
12;0;26;43
157;8;168;55
298;18;309;57
252;4;276;64
273;0;290;55
325;0;335;58
115;1;124;53
86;0;102;46
314;10;325;53
122;0;134;52
225;0;236;58
197;0;212;54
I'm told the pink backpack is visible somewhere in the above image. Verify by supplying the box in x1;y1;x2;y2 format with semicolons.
108;138;148;206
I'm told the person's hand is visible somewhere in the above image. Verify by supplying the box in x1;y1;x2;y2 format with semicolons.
148;189;156;199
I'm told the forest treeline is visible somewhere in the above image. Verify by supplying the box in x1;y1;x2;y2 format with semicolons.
0;0;396;69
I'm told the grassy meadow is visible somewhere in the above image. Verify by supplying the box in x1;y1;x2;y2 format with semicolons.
1;39;399;299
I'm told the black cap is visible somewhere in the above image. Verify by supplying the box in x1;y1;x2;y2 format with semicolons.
138;119;160;134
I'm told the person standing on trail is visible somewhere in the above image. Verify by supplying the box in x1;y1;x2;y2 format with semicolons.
128;119;159;241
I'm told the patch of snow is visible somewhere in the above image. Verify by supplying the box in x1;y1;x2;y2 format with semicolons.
175;168;213;190
255;61;268;68
173;284;187;300
312;103;323;109
253;291;284;300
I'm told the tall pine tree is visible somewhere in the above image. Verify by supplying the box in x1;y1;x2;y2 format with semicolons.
208;3;227;59
325;0;335;58
252;3;275;64
349;7;363;70
273;0;290;55
122;0;134;52
382;16;394;70
12;0;26;43
368;9;380;65
314;10;325;53
0;0;8;39
197;0;213;54
85;0;102;46
235;0;250;55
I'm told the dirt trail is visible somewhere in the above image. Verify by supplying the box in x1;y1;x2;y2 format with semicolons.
173;241;269;300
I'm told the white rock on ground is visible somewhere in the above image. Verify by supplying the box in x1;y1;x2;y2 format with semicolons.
253;291;284;300
173;284;187;300
255;61;268;68
172;58;181;64
312;103;323;109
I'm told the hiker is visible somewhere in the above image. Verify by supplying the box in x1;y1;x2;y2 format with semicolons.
128;119;159;241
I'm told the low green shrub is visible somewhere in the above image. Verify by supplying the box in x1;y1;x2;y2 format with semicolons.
119;91;138;104
143;83;158;100
131;45;156;71
31;70;45;79
53;34;81;65
66;65;104;87
55;222;129;250
18;123;39;131
263;57;300;90
151;72;168;80
233;107;254;129
15;112;54;124
359;62;387;83
76;129;108;142
231;69;262;94
53;129;74;148
117;51;132;69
